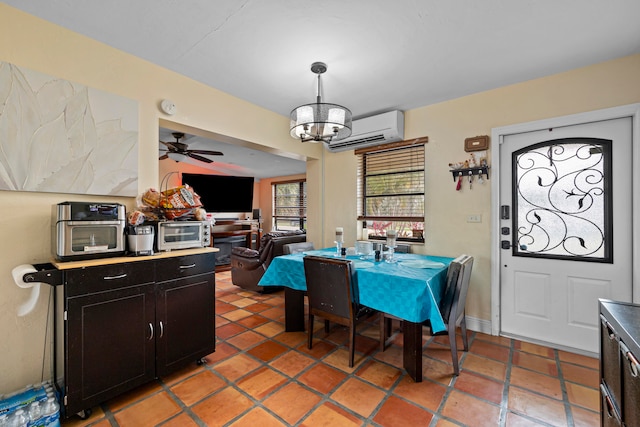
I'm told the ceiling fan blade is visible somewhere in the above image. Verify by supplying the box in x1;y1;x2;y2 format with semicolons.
188;149;224;156
188;153;214;163
159;154;169;160
160;140;177;150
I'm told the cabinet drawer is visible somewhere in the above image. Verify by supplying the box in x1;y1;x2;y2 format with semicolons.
65;261;155;296
155;252;215;281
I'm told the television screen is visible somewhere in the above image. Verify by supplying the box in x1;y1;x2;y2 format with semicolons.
182;173;254;213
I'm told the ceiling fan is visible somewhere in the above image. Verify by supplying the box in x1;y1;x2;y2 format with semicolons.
159;132;223;164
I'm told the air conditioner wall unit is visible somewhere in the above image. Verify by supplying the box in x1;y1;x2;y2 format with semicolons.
325;110;404;152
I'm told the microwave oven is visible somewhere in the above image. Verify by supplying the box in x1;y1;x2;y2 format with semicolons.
54;202;126;261
155;221;210;252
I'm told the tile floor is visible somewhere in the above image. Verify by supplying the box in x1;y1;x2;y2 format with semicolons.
62;271;600;427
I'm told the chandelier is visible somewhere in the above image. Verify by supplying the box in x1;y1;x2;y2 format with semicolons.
290;62;352;143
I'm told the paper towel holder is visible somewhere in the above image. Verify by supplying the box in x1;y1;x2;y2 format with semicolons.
22;263;63;286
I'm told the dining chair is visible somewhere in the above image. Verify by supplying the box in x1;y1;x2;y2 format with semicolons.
283;241;315;254
379;254;474;375
303;255;374;367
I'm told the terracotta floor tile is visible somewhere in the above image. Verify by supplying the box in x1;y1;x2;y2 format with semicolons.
474;332;513;348
236;366;288;400
299;402;361;426
571;405;599;427
229;297;256;308
226;330;267;350
213;353;262;381
269;350;316;377
243;302;273;313
558;350;599;369
260;306;286;321
504;411;549;426
356;360;402;390
323;347;366;373
330;377;386;417
160;362;205;386
160;413;199;427
231;407;287;427
462;353;507;382
469;339;510;363
421;356;457;385
373;344;404;369
263;383;322;424
113;391;181;427
191;386;254;427
373;395;434;427
221;308;253;321
297;339;337;359
170;370;226;406
561;362;599;388
215;300;236;313
216;322;247;339
217;293;243;303
514;341;555;359
238;313;270;329
105;380;163;412
508;387;567;426
246;340;288;362
510;366;563;399
392;376;447;411
423;341;462;366
272;330;307;348
253;321;285;338
441;389;502;426
565;382;599;411
512;350;559;376
203;342;238;364
298;363;347;394
454;370;505;405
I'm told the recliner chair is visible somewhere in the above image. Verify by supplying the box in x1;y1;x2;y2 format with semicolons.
230;230;306;292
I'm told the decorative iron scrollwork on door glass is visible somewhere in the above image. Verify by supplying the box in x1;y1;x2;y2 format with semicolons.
512;138;612;263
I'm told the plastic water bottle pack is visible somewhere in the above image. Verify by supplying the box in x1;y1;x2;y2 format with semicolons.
0;382;60;426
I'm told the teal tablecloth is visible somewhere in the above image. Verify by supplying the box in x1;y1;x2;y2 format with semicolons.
258;249;452;333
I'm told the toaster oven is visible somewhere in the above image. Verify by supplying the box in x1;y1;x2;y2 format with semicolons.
155;221;211;252
54;202;126;261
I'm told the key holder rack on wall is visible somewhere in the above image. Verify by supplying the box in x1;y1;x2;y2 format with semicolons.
449;135;490;190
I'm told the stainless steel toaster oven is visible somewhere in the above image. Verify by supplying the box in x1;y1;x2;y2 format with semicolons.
155;220;210;252
53;202;126;261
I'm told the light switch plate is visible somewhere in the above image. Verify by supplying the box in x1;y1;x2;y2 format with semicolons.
467;214;482;223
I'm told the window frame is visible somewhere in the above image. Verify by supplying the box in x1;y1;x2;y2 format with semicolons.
272;179;307;231
356;137;427;243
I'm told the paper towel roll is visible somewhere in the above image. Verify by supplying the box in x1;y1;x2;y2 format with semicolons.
11;264;41;317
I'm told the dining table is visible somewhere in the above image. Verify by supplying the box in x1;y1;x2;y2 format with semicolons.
258;248;453;382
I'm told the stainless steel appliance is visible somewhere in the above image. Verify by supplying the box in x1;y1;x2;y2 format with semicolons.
155;220;210;252
54;202;126;260
127;225;154;256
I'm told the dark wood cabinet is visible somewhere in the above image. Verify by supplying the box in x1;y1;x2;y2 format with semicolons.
599;299;640;427
54;249;216;418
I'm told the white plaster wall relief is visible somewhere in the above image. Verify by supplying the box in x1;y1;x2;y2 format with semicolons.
0;61;138;196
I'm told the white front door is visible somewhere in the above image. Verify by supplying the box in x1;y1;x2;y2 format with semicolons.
498;117;633;353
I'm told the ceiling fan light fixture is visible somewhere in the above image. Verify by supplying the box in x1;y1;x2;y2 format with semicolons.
290;62;352;144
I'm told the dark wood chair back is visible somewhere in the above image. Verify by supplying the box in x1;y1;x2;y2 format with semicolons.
303;256;355;323
304;255;369;367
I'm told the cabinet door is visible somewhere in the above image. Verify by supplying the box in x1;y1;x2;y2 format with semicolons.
65;282;155;415
155;272;215;376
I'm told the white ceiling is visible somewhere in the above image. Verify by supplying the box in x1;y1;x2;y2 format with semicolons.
8;0;640;177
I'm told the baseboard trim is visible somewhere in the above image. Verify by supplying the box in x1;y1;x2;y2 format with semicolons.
465;316;492;335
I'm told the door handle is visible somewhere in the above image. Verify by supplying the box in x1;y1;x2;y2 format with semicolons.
159;321;164;338
148;323;154;340
500;205;510;220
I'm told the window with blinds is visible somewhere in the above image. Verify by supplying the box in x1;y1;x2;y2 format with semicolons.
356;138;427;242
273;180;307;231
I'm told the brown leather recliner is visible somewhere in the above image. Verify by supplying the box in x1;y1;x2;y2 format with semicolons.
230;230;306;292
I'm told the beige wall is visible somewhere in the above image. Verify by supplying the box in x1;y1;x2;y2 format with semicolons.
1;3;639;393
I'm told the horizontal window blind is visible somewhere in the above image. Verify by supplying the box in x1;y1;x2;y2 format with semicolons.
357;141;425;222
273;180;306;230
